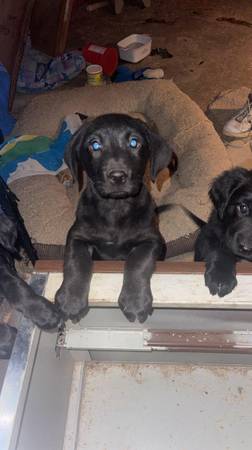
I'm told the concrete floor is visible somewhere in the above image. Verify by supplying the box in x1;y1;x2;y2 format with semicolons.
69;0;252;110
65;361;252;450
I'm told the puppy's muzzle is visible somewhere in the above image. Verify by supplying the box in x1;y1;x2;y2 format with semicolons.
237;234;252;254
107;170;128;185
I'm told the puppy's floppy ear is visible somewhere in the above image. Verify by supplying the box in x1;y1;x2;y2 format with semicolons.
209;167;250;219
147;130;173;182
64;118;92;181
64;129;83;181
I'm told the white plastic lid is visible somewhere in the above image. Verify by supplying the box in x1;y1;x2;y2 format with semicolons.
86;64;103;74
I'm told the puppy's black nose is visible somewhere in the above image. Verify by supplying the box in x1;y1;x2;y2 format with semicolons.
238;237;252;252
108;170;127;184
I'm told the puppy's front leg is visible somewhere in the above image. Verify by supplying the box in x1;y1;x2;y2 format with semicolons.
0;262;60;330
55;236;93;322
118;241;163;323
195;228;238;297
204;250;237;297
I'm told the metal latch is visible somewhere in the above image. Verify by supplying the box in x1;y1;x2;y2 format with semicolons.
57;327;152;351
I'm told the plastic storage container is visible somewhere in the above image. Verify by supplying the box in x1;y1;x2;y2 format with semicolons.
117;34;152;63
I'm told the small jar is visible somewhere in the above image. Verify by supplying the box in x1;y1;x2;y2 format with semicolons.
86;64;103;86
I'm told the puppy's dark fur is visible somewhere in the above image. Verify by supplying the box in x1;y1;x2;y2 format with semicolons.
0;214;60;358
55;113;172;323
195;167;252;296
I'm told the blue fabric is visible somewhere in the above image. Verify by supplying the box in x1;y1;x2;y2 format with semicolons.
113;65;150;83
0;64;16;136
25;120;73;171
0;113;83;184
17;38;85;93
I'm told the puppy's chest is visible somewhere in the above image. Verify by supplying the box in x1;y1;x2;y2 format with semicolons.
91;223;138;258
89;214;149;259
93;238;134;260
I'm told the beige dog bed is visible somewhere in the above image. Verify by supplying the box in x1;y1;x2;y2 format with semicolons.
12;79;232;247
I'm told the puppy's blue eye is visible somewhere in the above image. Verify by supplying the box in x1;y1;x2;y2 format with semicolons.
129;137;139;149
237;203;249;215
89;141;102;151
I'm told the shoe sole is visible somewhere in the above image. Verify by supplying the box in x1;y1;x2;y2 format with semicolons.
223;129;252;138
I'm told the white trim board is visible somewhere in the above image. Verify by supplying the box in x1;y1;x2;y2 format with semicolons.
44;272;252;309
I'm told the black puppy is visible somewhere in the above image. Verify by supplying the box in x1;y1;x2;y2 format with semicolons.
195;167;252;297
0;188;60;357
55;113;172;323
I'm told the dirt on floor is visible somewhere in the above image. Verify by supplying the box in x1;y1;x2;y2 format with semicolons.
67;0;252;111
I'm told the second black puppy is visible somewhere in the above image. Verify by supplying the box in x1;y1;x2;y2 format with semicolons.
195;167;252;297
0;179;61;357
55;113;172;323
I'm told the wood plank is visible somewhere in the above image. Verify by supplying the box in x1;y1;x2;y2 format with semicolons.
43;270;252;309
0;0;36;107
35;260;252;275
30;0;74;56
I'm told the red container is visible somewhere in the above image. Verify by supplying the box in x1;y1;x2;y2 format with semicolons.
83;43;118;76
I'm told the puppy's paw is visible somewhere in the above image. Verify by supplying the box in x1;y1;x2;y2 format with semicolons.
27;296;61;330
118;288;153;323
205;266;237;297
55;286;89;323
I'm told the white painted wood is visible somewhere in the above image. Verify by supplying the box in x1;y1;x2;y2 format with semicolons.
44;272;252;309
63;362;85;450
